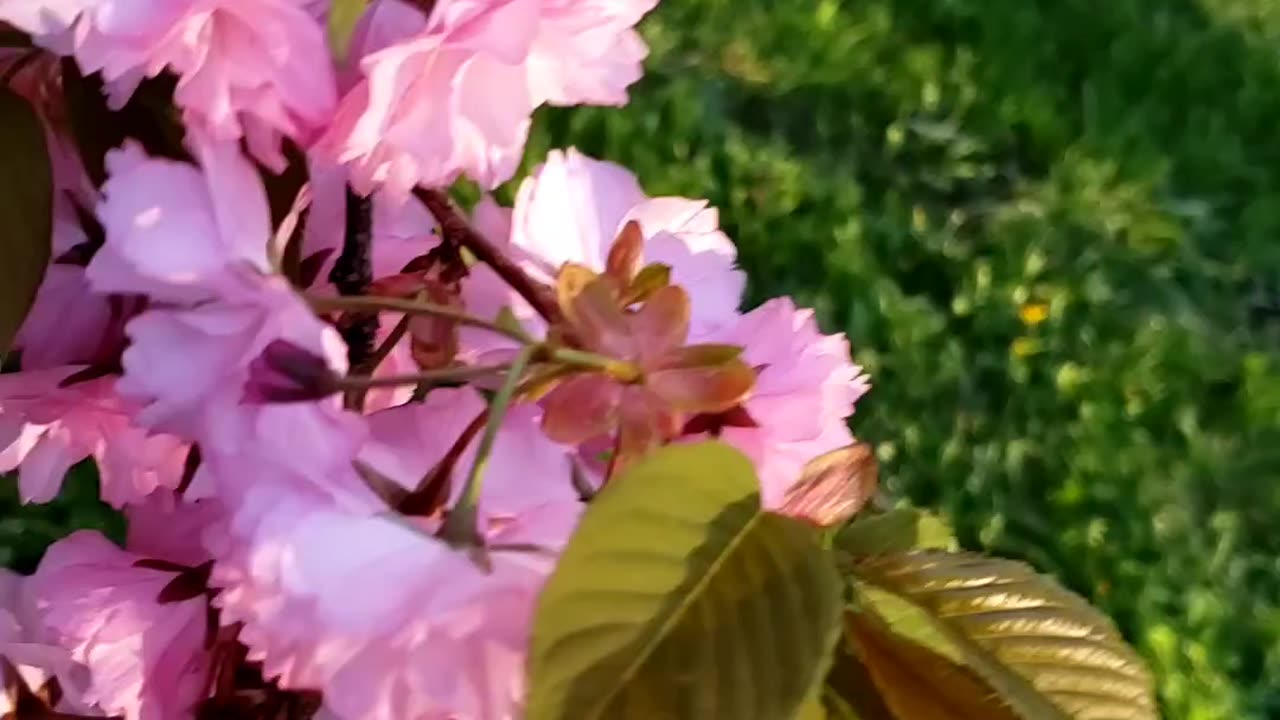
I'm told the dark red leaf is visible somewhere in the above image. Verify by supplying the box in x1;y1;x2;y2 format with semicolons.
605;220;644;283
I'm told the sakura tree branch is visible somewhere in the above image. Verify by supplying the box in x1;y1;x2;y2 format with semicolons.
414;188;562;324
329;189;378;375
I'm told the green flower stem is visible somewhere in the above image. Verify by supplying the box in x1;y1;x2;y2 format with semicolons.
441;344;536;554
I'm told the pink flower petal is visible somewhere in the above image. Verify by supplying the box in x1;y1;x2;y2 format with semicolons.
0;369;188;508
0;569;97;716
0;0;337;164
88;141;272;302
702;297;870;507
317;1;654;198
30;531;213;720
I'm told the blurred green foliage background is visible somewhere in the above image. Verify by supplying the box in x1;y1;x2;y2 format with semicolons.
5;0;1280;717
527;0;1280;717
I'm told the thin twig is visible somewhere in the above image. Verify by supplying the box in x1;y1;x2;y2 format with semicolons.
307;294;533;344
333;363;509;392
395;408;490;516
346;312;412;408
414;188;562;324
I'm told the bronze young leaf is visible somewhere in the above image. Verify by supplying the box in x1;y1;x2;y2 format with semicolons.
852;551;1159;720
778;443;879;528
843;608;1021;720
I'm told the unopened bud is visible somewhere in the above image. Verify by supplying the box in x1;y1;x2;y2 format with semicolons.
244;339;339;403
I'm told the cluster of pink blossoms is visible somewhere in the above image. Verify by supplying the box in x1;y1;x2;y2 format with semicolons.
0;1;868;718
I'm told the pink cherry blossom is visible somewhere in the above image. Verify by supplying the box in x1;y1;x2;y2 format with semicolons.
0;0;338;169
698;298;870;507
83;141;365;487
15;265;133;371
0;568;99;716
14;188;125;370
463;148;745;359
361;388;580;514
471;194;513;245
0;7;886;715
316;0;657;198
0;367;188;508
116;273;362;480
29;530;214;720
215;497;578;720
87;140;272;303
126;491;226;569
211;389;582;719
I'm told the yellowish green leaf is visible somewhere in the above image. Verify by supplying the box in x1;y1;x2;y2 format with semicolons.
526;441;843;720
836;507;955;556
328;0;370;60
621;262;672;305
796;694;827;720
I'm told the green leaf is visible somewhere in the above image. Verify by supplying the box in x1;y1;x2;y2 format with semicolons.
494;306;524;336
526;441;843;720
843;608;1021;719
328;0;370;61
621;262;672;304
0;86;52;355
836;507;955;556
851;551;1158;720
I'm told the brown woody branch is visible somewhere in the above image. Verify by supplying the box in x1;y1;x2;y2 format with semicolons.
413;188;562;324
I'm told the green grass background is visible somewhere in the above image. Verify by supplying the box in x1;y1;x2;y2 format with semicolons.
5;0;1280;717
527;1;1280;717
